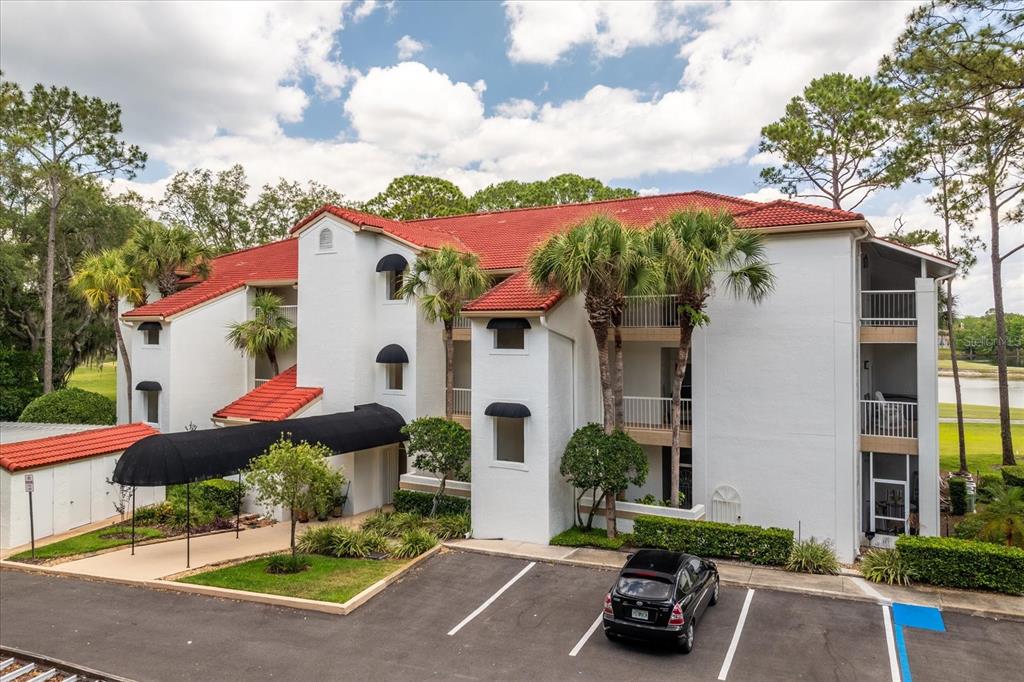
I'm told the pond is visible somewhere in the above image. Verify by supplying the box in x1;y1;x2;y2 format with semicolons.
939;376;1024;407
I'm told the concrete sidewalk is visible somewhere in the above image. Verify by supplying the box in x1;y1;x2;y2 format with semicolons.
445;538;1024;622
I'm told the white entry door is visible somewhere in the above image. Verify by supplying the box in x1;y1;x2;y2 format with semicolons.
66;460;93;529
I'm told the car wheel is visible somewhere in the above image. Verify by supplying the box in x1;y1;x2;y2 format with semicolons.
679;622;694;654
709;578;720;606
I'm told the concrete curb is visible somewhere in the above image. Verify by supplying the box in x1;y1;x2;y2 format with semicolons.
443;542;1024;623
0;544;442;616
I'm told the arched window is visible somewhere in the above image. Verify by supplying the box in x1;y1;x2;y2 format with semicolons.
710;485;741;524
318;227;333;251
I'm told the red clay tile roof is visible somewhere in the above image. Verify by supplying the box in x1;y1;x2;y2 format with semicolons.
123;239;297;319
463;270;563;313
213;366;322;422
290;205;466;250
732;200;862;228
0;423;159;472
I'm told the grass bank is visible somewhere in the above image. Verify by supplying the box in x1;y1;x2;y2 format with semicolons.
939;403;1024;421
177;554;406;603
67;360;117;400
940;422;1023;474
10;524;163;562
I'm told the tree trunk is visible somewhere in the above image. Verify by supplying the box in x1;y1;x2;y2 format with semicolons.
157;271;178;299
43;185;58;393
987;185;1015;465
290;514;297;558
946;280;968;474
604;488;617;539
112;302;133;422
612;320;625;431
444;323;454;420
267;347;280;376
670;322;694;508
592;321;614;434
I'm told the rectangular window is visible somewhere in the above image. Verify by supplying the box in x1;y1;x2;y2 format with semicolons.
386;270;404;300
386;363;404;391
145;392;159;424
494;327;524;350
144;328;160;346
495;417;525;463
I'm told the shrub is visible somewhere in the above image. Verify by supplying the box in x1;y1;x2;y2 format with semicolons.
266;553;312;574
132;501;175;526
392;528;438;558
18;387;115;425
1001;465;1024;488
953;514;989;542
0;346;42;421
330;529;390;559
551;526;633;551
896;535;1024;595
296;525;341;555
977;473;1003;503
948;477;968;516
361;511;423;537
428;514;471;540
393;489;470;516
633;515;793;566
859;549;915;586
786;538;840;575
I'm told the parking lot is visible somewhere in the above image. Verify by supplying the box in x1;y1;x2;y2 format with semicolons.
2;550;1022;680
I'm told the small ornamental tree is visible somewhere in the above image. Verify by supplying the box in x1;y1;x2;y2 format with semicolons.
245;435;344;558
402;417;470;516
560;424;648;538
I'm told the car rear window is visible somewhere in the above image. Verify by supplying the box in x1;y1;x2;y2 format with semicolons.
616;574;673;600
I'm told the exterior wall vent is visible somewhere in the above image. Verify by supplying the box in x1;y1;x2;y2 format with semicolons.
318;227;333;251
711;485;742;524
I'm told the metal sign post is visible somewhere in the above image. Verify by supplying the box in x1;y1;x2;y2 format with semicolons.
25;474;35;560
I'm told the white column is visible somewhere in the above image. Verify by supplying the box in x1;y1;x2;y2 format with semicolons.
915;277;939;537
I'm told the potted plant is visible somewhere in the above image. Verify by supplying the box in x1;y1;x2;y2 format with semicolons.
296;507;311;523
331;482;350;518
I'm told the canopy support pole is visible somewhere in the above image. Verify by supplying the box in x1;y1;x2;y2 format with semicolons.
186;482;191;568
236;471;241;539
131;486;136;556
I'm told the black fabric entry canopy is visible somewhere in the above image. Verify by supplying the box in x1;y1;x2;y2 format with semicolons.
138;321;162;331
376;253;408;272
112;403;407;486
135;381;162;391
375;344;409;363
484;402;531;418
486;318;532;330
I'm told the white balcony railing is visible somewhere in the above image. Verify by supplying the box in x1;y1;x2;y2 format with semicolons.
452;315;471;329
860;399;917;439
623;396;692;431
452;387;471;416
861;291;916;327
255;378;272;388
279;304;298;324
622;295;680;328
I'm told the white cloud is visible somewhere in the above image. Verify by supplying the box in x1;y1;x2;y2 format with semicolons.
352;0;393;22
395;35;425;59
494;98;538;118
503;1;693;64
637;187;660;196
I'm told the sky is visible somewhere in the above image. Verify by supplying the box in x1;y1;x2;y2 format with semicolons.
1;0;1020;315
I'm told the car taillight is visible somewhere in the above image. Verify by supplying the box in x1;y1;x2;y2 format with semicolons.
668;601;685;626
603;592;614;616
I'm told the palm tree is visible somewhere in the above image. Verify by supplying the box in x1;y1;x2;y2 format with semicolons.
977;483;1024;547
399;245;489;419
226;291;297;376
125;222;210;298
72;249;146;421
651;210;776;507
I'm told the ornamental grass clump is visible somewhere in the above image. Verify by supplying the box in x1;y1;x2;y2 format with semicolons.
786;537;840;575
428;513;471;540
859;549;916;586
330;529;390;559
393;528;438;558
361;511;423;537
266;553;312;574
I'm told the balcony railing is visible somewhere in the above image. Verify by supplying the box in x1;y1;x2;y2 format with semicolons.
861;291;916;327
452;315;471;329
255;378;272;388
279;304;298;324
452;387;471;416
860;399;917;439
623;396;692;431
622;295;680;328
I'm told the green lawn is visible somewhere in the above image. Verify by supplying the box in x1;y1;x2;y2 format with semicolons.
67;360;117;400
940;422;1024;474
10;524;163;562
939;403;1024;421
177;554;407;603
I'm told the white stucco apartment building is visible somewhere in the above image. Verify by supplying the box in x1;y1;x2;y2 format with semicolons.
115;191;954;562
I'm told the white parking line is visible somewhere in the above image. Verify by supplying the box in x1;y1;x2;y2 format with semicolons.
569;612;604;657
717;588;754;681
447;561;537;636
881;604;901;682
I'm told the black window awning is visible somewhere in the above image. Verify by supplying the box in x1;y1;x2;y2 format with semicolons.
485;402;531;418
376;344;409;364
112;403;407;486
138;321;162;331
135;381;162;391
376;254;408;272
486;318;531;330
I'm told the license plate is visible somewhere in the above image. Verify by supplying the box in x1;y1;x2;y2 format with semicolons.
631;608;649;621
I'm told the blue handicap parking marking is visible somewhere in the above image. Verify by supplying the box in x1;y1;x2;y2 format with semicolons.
892;603;945;682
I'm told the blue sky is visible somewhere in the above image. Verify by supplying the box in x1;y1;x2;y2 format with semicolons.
1;0;1019;313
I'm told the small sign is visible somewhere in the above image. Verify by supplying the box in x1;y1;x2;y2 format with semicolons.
24;474;34;493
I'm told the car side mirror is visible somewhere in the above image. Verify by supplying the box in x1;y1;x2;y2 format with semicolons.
626;552;634;561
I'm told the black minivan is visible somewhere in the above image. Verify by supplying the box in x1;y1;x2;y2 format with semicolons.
602;549;720;654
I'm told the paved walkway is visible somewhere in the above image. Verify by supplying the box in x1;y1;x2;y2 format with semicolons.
48;512;375;581
446;538;1024;621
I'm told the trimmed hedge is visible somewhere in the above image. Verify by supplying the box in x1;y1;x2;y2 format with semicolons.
633;515;794;566
392;488;470;516
18;387;115;425
1001;465;1024;488
948;477;967;516
896;535;1024;595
